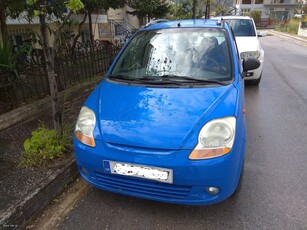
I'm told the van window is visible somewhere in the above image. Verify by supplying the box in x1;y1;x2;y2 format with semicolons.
224;19;256;37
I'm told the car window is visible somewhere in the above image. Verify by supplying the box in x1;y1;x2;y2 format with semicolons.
111;28;232;83
224;19;256;37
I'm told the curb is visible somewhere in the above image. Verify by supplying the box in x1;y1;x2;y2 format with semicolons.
267;30;307;46
0;159;79;229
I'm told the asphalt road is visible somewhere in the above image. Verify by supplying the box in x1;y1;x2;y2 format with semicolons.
37;35;307;230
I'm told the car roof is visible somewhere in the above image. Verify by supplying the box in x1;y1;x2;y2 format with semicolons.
141;19;228;31
211;15;253;20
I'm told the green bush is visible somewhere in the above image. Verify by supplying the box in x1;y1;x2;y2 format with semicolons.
21;124;72;167
275;19;299;34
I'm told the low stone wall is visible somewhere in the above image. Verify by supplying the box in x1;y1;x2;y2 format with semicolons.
0;78;101;131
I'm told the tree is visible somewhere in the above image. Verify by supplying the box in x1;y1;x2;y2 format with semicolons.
250;10;261;24
211;0;236;16
26;0;84;132
127;0;171;22
169;1;193;20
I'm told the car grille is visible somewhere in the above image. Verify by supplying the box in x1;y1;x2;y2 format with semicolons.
94;171;192;200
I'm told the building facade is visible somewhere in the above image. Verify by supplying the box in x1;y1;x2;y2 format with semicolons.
234;0;301;21
2;5;140;48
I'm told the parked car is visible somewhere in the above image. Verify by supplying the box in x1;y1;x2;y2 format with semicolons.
73;19;260;205
212;16;264;85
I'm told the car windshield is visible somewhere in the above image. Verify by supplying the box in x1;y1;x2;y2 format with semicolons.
110;28;232;86
224;19;256;37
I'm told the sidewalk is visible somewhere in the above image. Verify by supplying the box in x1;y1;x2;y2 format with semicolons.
0;80;99;229
1;29;307;230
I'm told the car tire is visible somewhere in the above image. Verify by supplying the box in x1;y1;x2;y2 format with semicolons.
249;73;262;86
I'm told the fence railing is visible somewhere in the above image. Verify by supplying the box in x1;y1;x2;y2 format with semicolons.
0;44;121;115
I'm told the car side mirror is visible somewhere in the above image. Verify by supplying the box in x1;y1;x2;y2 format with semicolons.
257;31;267;37
243;58;260;72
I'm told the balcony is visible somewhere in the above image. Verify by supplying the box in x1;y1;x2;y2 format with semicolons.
263;0;300;6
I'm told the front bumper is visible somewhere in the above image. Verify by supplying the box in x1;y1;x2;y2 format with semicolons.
245;64;262;81
74;137;245;205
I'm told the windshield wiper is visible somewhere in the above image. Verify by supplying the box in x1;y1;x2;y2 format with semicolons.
108;74;183;86
108;74;152;83
109;74;135;81
160;75;229;86
108;74;228;86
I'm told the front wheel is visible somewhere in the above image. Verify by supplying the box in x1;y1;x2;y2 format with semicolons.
248;73;262;86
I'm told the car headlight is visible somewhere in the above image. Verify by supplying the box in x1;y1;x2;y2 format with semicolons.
189;117;236;160
240;51;260;59
75;106;96;147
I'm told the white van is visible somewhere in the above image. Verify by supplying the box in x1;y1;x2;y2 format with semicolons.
212;16;264;85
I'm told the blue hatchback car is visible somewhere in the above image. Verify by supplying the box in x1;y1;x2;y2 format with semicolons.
74;19;260;205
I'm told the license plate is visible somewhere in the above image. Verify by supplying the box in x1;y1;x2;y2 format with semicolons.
103;161;173;183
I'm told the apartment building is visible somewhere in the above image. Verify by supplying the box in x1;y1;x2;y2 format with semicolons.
3;5;140;48
234;0;301;21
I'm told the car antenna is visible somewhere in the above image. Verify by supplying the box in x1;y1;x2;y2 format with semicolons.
217;18;223;26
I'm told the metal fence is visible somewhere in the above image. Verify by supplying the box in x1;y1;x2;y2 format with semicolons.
0;44;120;115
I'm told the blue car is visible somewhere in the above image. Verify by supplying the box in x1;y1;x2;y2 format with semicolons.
74;19;260;205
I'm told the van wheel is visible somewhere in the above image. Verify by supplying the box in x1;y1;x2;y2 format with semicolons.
249;74;262;86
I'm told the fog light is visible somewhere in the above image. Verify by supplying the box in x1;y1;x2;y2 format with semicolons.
81;167;89;175
206;187;220;195
246;72;253;77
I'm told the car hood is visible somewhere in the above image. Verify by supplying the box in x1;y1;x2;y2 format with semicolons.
235;36;261;53
90;81;238;150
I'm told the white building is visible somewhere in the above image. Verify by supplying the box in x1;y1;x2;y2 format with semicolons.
234;0;301;21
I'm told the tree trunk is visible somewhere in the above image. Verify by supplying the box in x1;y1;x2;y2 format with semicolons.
88;12;94;48
39;14;62;132
192;0;197;19
205;0;211;19
71;12;87;54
